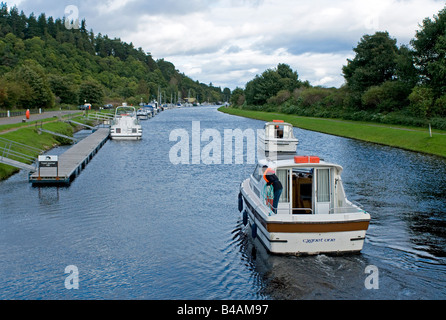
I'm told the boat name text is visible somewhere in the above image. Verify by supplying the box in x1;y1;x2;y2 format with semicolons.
303;238;336;244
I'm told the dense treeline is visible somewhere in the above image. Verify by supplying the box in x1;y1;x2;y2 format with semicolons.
231;6;446;130
0;3;228;110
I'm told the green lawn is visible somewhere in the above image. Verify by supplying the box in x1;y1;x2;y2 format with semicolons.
219;107;446;158
0;121;78;180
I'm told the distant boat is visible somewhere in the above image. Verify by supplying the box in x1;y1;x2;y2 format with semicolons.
143;105;154;118
258;120;299;154
136;108;149;120
110;104;142;140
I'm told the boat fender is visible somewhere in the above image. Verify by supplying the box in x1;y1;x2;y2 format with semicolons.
252;223;257;239
242;210;248;226
238;192;243;212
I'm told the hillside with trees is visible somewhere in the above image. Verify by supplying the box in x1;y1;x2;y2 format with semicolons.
0;3;228;110
231;6;446;130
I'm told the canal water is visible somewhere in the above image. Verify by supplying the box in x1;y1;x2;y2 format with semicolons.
0;107;445;300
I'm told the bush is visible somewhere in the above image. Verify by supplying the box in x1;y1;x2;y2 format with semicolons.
408;86;434;118
267;90;291;105
431;117;446;130
362;81;410;112
434;94;446;117
299;87;331;107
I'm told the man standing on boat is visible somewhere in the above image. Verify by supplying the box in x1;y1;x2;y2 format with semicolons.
263;166;283;214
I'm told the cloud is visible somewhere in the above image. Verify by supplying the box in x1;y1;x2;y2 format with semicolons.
6;0;446;90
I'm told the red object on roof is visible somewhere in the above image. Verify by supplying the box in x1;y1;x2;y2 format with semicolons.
295;156;320;164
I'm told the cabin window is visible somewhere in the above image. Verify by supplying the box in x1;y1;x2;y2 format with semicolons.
252;165;262;182
277;169;289;203
317;169;330;203
116;128;121;133
275;127;284;139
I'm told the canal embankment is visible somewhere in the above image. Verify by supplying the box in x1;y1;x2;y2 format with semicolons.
219;107;446;158
0;114;95;181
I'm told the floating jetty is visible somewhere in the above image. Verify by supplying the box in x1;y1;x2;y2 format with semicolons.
29;128;110;185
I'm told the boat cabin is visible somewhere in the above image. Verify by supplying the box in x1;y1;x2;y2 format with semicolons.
251;156;352;216
264;120;295;140
115;105;137;118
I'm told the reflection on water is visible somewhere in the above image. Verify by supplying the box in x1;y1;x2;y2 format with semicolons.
0;107;445;300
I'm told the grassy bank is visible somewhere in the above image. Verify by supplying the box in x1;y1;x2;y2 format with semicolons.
219;107;446;158
0;120;84;180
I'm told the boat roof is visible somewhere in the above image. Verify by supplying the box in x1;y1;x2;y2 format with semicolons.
265;121;293;127
258;155;343;173
117;105;136;109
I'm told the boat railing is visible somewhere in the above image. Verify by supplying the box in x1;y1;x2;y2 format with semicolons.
273;205;364;215
273;204;314;216
329;206;366;214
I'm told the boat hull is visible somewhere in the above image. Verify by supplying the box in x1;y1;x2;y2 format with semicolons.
110;134;142;141
246;214;368;255
258;137;299;154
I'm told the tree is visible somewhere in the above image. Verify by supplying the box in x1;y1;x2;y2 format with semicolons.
25;13;39;39
277;63;300;91
47;16;56;38
395;45;419;88
11;60;54;108
343;32;399;94
245;64;300;105
79;79;105;106
48;74;78;105
0;75;33;109
7;6;26;38
411;6;446;96
230;88;245;106
222;87;231;102
37;13;47;37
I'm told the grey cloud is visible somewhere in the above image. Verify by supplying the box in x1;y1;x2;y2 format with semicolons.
225;45;242;54
120;0;211;16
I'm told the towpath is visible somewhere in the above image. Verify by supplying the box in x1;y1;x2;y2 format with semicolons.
0;110;80;126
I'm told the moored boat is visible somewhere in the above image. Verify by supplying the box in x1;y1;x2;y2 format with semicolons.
239;155;371;256
110;104;143;140
136;108;149;120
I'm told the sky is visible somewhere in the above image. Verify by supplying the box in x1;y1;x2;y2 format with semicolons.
5;0;446;90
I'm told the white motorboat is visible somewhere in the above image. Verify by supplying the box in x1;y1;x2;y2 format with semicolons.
239;155;371;256
143;105;154;118
136;108;149;120
110;104;143;140
258;120;299;154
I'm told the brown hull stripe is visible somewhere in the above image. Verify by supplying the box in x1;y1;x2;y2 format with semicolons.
267;221;370;233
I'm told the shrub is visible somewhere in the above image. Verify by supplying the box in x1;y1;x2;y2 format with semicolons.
267;90;291;105
362;81;410;112
408;86;434;118
300;87;331;107
433;94;446;117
